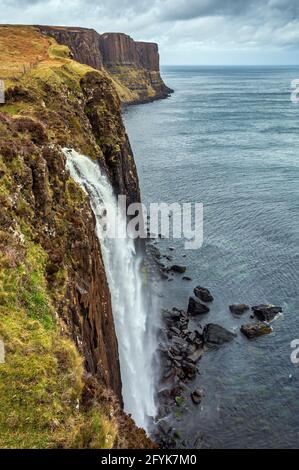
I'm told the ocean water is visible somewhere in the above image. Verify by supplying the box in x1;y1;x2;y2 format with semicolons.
123;66;299;449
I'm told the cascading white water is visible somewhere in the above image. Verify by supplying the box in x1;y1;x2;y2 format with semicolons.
64;148;157;430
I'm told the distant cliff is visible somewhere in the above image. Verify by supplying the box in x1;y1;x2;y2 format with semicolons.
37;26;173;104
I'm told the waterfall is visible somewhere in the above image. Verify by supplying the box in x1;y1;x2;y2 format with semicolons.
64;148;157;430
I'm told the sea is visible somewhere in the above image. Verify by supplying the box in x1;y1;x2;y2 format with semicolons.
123;66;299;448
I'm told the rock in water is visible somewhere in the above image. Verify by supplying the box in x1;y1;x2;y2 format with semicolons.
170;265;187;274
187;347;203;363
191;388;204;405
252;304;282;322
203;323;237;345
229;304;250;315
194;286;214;302
240;322;272;339
187;297;210;315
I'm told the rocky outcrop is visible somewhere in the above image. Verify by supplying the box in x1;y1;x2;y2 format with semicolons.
80;71;141;206
252;304;282;322
194;286;214;303
187;297;210;315
100;32;139;67
203;323;237;346
241;323;272;339
136;42;160;71
37;25;103;70
37;26;173;104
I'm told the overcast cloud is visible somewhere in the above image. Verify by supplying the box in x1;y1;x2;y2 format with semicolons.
1;0;299;64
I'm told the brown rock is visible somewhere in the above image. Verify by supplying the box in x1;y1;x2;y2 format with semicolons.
241;322;272;339
191;388;204;405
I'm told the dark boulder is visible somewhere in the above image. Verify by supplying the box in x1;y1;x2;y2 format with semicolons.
229;304;250;315
170;265;187;274
252;304;282;322
194;286;214;302
187;297;210;316
158;420;172;436
203;323;237;345
191;388;204;405
182;276;192;281
241;322;272;339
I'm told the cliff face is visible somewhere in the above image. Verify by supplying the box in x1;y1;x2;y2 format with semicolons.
38;25;103;70
136;42;159;71
37;26;173;104
0;25;153;448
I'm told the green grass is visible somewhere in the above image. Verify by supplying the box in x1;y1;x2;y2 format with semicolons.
0;238;119;448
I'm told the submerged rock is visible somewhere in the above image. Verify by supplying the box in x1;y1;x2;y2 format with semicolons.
182;276;192;281
187;297;210;315
229;304;250;315
191;388;204;405
149;244;162;260
241;322;272;339
158;420;172;436
252;305;282;322
203;323;237;345
194;286;214;302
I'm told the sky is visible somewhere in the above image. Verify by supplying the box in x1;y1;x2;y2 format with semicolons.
2;0;299;65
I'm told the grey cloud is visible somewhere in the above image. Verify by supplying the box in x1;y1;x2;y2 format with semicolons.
158;0;252;21
158;0;299;21
1;0;299;63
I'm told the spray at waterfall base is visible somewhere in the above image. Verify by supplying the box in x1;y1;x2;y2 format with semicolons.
97;196;204;251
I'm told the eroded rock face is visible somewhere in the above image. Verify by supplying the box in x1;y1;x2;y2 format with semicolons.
136;42;160;71
100;33;140;67
80;71;141;206
38;26;103;70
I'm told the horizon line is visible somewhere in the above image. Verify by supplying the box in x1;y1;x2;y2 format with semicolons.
161;64;299;67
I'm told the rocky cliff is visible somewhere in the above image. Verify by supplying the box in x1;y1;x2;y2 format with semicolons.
0;25;153;448
37;26;173;104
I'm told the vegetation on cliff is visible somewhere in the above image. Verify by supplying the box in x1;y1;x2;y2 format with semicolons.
0;25;153;449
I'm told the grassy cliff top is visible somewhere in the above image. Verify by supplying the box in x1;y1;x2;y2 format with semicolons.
0;25;158;104
0;25;91;81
